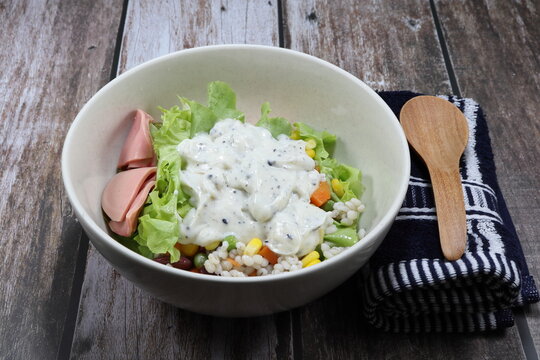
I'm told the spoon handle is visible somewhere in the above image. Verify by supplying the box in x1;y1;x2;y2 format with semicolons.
429;166;467;260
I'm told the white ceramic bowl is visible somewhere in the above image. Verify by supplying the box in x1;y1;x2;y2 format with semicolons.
62;45;410;317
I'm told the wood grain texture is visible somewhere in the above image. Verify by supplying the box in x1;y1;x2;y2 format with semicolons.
283;0;451;93
283;0;526;358
71;247;293;360
118;0;279;71
400;96;469;260
434;0;540;351
0;0;123;359
70;1;290;359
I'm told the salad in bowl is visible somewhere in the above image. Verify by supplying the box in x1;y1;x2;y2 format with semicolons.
102;81;367;277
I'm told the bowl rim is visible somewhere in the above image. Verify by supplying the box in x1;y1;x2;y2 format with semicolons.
62;44;410;283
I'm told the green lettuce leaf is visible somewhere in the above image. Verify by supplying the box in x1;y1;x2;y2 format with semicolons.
321;131;337;157
185;81;245;136
293;122;362;202
135;109;193;262
183;99;218;137
151;105;191;148
320;158;364;201
294;122;336;162
114;234;153;259
135;150;192;261
208;81;245;121
256;102;292;138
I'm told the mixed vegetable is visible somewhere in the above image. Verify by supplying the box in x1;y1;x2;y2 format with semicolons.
102;81;365;276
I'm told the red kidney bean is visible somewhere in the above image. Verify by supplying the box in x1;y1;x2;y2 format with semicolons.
199;266;211;275
153;255;170;265
172;256;192;270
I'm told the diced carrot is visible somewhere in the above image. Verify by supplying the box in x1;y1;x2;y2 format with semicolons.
310;181;331;207
226;258;241;268
259;246;278;265
248;270;257;276
190;268;201;273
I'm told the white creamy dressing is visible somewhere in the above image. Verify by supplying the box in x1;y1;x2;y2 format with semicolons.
177;119;331;256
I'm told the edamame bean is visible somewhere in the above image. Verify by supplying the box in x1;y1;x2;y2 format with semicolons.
224;235;237;251
194;253;208;269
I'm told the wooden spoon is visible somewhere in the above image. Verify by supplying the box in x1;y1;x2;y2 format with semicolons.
400;96;469;261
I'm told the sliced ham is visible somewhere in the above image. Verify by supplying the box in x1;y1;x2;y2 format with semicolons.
118;109;155;169
109;177;156;237
101;167;157;222
126;155;157;169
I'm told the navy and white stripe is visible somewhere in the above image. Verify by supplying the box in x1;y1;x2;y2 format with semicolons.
362;92;539;332
398;176;502;224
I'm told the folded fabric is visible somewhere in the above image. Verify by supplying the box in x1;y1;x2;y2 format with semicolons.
361;91;539;332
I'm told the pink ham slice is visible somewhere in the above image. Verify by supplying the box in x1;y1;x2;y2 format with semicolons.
118;109;155;169
126;155;157;169
102;166;157;223
108;177;156;237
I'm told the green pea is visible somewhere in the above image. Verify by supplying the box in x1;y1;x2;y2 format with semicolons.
194;253;208;269
223;235;237;251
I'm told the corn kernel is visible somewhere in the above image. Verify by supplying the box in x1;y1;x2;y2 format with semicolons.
305;138;317;150
178;243;199;257
331;178;344;198
306;149;316;158
301;251;320;267
305;259;321;267
291;130;300;140
244;238;263;256
205;241;221;251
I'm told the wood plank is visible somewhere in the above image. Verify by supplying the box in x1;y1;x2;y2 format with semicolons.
70;1;290;359
434;0;540;352
283;0;526;358
118;0;279;71
0;0;123;358
283;0;450;93
71;246;293;359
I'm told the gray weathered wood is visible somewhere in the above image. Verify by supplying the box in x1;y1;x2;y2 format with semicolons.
70;1;290;359
283;0;451;93
434;0;540;352
0;0;123;359
118;0;279;71
71;246;293;359
65;0;539;358
283;0;527;358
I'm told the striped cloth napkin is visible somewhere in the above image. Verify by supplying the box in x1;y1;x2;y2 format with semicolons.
361;92;539;332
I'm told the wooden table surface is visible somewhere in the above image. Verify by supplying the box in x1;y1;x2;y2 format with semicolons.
1;0;539;359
